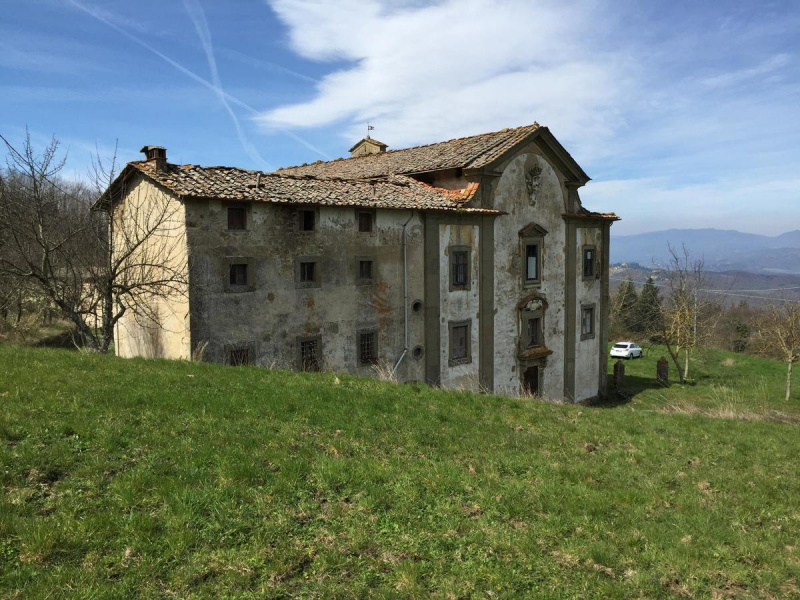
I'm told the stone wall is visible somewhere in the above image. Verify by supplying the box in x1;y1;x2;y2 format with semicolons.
113;175;191;360
184;199;426;382
491;149;569;399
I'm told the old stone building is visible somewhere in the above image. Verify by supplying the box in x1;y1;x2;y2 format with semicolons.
101;123;618;402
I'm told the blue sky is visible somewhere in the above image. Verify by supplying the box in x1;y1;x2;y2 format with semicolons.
1;0;798;235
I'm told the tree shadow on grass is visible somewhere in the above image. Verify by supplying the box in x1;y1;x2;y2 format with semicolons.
593;374;672;408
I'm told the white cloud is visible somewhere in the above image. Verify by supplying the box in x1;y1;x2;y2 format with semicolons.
257;0;629;156
701;53;790;89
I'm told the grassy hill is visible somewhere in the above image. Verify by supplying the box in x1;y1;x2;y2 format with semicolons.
1;344;798;598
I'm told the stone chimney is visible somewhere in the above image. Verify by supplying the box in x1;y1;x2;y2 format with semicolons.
140;145;167;170
348;136;387;158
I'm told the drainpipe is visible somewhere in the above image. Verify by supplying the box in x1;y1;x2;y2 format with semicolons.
392;212;415;375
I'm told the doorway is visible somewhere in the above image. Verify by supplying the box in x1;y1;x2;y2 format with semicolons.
523;365;540;396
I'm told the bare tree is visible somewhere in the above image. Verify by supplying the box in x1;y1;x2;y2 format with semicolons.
652;245;718;384
754;303;799;402
88;144;190;354
0;132;101;345
0;131;189;353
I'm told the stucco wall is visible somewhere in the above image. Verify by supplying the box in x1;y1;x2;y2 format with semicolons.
574;226;604;402
438;223;481;388
114;176;191;360
491;149;568;398
185;201;426;382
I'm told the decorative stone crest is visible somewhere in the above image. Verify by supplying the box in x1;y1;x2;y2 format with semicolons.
525;164;543;205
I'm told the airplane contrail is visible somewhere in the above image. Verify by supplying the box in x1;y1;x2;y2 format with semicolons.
181;0;271;169
67;0;332;163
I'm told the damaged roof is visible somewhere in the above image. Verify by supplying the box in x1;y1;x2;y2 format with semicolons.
279;123;543;179
105;161;493;214
97;122;603;217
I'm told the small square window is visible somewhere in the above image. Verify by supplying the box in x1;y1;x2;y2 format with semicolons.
299;209;316;231
581;305;595;339
525;244;540;282
300;261;315;283
583;247;596;278
227;347;251;366
359;260;373;281
450;247;470;290
358;211;374;233
359;331;377;365
227;206;246;231
229;263;248;286
299;337;321;371
295;256;321;288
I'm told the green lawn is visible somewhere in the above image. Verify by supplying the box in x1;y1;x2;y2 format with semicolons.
606;343;799;420
1;344;799;598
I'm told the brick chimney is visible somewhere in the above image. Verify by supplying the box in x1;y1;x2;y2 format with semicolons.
348;136;387;157
140;145;167;170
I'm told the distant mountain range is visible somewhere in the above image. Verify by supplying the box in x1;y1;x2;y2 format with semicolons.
611;229;800;274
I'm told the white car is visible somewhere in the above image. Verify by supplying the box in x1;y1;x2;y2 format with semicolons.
610;342;643;360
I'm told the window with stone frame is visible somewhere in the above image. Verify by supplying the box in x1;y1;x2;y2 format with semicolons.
227;205;247;231
519;223;548;287
449;246;470;291
581;304;596;340
229;263;248;286
295;256;321;288
448;320;472;365
357;210;374;233
520;300;545;350
299;336;321;371
298;208;316;232
525;243;540;283
526;316;542;347
358;329;377;365
583;245;597;278
300;262;315;283
226;347;251;366
356;258;375;284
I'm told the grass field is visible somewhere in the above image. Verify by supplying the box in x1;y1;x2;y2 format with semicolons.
606;343;799;421
1;343;798;598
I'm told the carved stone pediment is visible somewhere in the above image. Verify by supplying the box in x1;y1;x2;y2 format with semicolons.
518;346;553;360
517;292;548;311
518;222;548;237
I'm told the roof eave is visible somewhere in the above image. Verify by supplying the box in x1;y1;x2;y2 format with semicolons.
473;126;591;186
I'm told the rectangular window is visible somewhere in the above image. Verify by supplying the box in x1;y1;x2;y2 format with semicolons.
527;316;541;347
525;244;540;282
227;347;251;366
300;261;315;283
448;320;472;365
299;337;321;371
450;248;470;290
298;209;316;231
227;206;246;231
229;263;248;286
357;210;374;233
583;246;596;278
359;331;377;365
295;256;321;288
581;305;595;339
359;259;373;281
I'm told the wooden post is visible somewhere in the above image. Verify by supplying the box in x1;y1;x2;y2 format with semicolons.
613;359;625;389
657;357;670;386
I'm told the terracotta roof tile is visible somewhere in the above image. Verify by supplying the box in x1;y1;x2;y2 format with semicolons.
278;123;541;178
128;161;497;214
